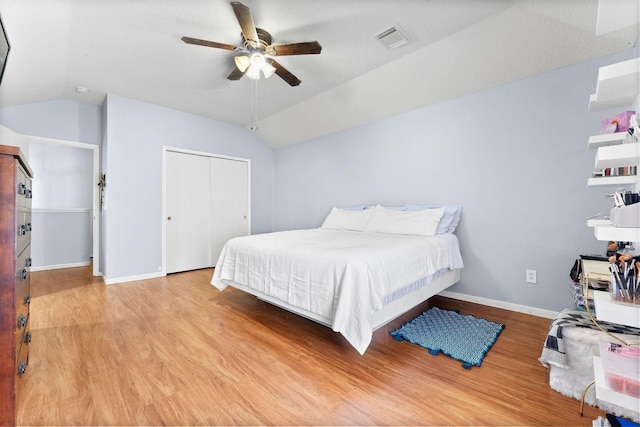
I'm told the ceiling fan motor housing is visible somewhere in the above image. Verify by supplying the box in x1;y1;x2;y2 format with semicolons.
243;28;272;51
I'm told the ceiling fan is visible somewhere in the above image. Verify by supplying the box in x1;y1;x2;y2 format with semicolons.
182;1;322;86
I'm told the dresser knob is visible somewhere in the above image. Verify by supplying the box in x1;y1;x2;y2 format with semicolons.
17;361;26;377
16;314;26;330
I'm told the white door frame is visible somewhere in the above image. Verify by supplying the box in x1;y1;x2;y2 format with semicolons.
25;135;101;277
161;146;251;276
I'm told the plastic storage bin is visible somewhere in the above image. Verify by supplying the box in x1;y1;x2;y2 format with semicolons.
600;340;640;398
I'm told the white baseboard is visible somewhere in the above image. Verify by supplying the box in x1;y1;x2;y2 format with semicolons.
438;290;558;319
30;261;91;272
103;271;164;285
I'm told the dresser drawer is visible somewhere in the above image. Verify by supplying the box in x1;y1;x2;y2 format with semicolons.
15;326;30;378
17;210;31;256
15;313;31;361
17;168;32;209
15;249;31;320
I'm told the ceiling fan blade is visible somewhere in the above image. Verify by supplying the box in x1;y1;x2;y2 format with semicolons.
230;2;260;48
227;66;246;81
266;41;322;56
270;59;301;86
181;36;239;51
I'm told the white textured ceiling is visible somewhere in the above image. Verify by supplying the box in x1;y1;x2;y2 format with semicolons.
0;0;637;148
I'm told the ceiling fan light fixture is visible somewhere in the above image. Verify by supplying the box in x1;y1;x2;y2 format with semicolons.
262;62;276;79
246;66;261;80
234;55;251;72
250;52;266;70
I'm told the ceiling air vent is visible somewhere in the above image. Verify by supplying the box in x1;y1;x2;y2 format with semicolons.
375;25;408;50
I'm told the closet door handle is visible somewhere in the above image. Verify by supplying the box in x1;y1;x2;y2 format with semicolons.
167;216;172;220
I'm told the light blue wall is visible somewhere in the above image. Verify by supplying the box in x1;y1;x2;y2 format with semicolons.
101;94;273;280
0;99;102;144
272;49;638;313
0;95;273;283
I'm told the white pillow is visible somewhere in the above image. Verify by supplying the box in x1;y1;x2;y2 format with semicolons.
364;205;444;236
321;207;372;231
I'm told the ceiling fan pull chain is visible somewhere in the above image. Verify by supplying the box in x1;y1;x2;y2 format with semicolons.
250;78;259;131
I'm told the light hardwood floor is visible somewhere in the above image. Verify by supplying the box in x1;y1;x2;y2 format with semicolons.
17;266;604;426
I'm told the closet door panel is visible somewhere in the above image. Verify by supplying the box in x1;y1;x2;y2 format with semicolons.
209;157;249;266
166;152;211;274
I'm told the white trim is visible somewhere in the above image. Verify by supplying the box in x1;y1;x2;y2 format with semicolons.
438;290;559;319
32;208;92;213
25;134;101;278
24;134;95;148
30;261;91;272
163;145;249;163
103;271;164;285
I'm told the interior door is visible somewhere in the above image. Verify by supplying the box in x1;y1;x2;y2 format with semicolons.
209;157;249;266
166;151;211;274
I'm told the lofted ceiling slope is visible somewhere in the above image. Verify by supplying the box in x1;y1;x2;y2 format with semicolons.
0;0;637;148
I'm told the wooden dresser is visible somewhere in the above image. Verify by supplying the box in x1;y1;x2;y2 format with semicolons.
0;144;33;426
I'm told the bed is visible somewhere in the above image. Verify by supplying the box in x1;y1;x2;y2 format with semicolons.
211;204;464;354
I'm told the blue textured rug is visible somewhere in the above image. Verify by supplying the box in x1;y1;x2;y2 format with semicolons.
390;307;505;369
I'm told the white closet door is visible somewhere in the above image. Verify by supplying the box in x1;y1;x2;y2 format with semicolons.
166;151;211;274
209;157;249;266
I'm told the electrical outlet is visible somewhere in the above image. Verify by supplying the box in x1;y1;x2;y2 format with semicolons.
526;269;537;284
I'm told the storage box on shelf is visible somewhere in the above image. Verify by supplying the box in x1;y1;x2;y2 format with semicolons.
599;340;640;399
593;290;640;329
594;356;640;414
588;291;640;420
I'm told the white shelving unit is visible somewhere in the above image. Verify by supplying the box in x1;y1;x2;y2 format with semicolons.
589;58;640;112
593;225;640;243
586;56;640;418
588;132;632;149
594;143;639;170
588;175;638;186
585;53;640;273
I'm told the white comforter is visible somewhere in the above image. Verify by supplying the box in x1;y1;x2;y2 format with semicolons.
211;228;460;354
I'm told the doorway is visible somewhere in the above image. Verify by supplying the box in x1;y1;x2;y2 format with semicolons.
26;136;100;276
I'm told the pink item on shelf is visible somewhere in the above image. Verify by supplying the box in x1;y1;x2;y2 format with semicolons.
600;111;635;134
